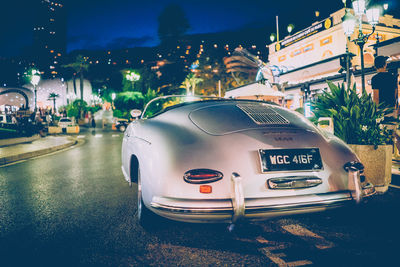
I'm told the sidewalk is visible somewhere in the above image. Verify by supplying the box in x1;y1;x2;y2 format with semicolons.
0;135;77;166
391;159;400;186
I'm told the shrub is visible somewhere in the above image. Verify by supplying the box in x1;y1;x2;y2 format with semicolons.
312;81;396;148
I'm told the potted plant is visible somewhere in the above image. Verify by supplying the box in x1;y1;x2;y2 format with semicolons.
313;81;397;193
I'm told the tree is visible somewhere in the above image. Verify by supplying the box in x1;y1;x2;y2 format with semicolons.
63;55;90;101
48;93;60;113
158;4;190;47
180;77;191;95
181;73;203;95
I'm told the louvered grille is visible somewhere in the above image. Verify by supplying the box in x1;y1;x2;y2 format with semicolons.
237;104;290;125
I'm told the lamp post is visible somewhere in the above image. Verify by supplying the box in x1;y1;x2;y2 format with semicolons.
125;71;140;91
30;69;41;111
342;0;381;92
342;9;356;89
111;93;116;109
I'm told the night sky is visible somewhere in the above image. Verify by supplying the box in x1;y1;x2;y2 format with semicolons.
1;0;399;57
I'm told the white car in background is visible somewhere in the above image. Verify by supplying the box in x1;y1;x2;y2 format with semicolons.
58;117;74;129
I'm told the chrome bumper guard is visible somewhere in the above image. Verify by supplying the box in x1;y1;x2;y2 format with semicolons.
344;161;376;202
231;172;245;222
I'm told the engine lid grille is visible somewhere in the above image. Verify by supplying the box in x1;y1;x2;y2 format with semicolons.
237;104;290;125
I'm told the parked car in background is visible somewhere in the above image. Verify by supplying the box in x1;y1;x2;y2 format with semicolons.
121;95;375;228
58;117;74;129
114;118;129;132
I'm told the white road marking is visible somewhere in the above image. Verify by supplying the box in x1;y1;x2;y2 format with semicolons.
256;236;313;266
282;224;334;250
77;135;86;139
259;246;312;266
112;134;120;137
94;134;103;138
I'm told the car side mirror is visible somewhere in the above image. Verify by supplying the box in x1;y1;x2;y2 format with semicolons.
130;109;142;119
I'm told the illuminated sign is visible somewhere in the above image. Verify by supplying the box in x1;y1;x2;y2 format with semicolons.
278;17;333;50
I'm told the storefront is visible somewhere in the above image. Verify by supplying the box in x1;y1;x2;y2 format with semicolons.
268;8;400;109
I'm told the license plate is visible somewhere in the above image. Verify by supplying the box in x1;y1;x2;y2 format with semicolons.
259;148;323;172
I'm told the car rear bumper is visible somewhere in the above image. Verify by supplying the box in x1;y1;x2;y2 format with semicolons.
150;172;375;223
150;191;357;223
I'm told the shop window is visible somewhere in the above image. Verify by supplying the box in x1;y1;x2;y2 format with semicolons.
290;49;302;57
320;36;332;47
302;44;314;53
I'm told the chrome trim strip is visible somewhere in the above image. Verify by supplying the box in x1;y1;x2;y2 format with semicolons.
245;197;353;214
121;165;129;182
150;202;232;215
150;195;353;216
267;176;322;189
133;136;151;145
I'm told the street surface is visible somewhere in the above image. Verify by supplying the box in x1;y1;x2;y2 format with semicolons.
1;129;400;267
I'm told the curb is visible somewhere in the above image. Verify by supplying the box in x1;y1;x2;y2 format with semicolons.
0;138;78;166
0;135;40;147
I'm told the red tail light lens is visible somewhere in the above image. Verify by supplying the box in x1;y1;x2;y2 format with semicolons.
183;169;223;184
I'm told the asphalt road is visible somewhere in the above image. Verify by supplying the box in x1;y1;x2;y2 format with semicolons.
1;129;400;267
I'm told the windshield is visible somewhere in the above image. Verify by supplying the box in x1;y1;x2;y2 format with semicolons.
60;119;71;122
142;95;223;119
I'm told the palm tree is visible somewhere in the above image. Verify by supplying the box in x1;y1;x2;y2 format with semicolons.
181;73;203;95
179;77;191;95
63;55;89;101
48;93;60;113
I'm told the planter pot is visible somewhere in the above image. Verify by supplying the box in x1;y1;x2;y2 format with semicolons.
48;126;62;134
66;125;80;134
349;144;392;193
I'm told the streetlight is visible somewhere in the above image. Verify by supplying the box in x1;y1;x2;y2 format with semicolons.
287;24;295;35
383;3;388;11
269;33;276;43
30;69;41;111
125;70;140;90
342;0;382;92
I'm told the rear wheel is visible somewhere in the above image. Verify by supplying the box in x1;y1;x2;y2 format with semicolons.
119;125;126;132
137;168;158;229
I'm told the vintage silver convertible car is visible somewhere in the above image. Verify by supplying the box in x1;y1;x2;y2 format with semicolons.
121;95;375;226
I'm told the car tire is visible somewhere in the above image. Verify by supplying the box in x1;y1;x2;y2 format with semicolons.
119;125;126;132
137;168;158;229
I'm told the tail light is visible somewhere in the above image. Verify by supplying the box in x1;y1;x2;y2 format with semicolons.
183;169;223;184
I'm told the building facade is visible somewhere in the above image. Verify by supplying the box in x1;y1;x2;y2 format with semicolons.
33;0;67;78
268;8;400;109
